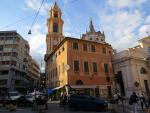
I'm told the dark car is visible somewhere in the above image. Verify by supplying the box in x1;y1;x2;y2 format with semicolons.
17;95;33;107
67;94;108;111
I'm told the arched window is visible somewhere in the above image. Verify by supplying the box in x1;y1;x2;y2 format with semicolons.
53;23;58;32
140;67;147;74
75;80;83;85
54;12;58;18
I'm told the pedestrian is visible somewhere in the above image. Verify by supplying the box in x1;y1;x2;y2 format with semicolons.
62;93;67;111
113;93;119;104
147;96;150;113
140;93;148;110
129;92;139;113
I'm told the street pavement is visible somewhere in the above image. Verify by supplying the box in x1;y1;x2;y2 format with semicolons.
0;101;147;113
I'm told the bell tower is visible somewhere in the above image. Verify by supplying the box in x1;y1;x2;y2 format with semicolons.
46;1;64;54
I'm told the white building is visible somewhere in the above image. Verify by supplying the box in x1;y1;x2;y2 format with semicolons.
113;36;150;97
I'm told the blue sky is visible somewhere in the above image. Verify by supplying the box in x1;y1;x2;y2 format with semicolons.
0;0;150;69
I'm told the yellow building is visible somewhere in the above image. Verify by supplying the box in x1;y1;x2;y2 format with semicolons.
45;2;114;98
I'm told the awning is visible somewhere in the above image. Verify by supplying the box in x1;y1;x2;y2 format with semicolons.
70;85;97;89
52;86;64;90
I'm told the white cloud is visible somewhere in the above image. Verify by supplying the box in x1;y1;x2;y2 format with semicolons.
108;0;146;9
24;0;52;15
64;32;71;37
98;10;142;51
27;24;46;68
139;25;150;37
144;16;150;24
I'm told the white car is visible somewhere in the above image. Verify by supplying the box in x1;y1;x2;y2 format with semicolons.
25;95;34;102
8;91;21;100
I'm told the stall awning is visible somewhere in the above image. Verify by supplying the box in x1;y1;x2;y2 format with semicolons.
70;85;97;89
53;86;64;90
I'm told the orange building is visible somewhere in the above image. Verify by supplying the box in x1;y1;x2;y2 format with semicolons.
45;2;114;98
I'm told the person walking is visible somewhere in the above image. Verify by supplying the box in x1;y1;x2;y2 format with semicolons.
129;92;138;113
140;93;148;110
62;93;67;112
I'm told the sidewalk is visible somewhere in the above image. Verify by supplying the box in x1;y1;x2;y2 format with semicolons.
110;102;147;113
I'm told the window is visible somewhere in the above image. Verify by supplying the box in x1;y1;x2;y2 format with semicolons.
0;45;3;51
74;60;79;71
62;63;65;73
140;67;147;74
84;61;89;72
0;80;7;85
83;44;88;51
55;68;57;76
0;70;9;75
62;47;64;51
73;42;78;50
102;47;106;54
104;63;109;73
53;23;58;32
148;47;150;56
54;12;58;18
93;62;97;72
91;45;96;52
90;38;92;40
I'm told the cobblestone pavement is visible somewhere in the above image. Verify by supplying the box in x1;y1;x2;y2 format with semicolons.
0;101;147;113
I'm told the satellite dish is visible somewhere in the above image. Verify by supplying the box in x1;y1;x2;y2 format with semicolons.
65;64;70;71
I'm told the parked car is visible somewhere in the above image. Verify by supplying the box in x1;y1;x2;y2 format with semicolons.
67;94;108;111
26;95;34;103
17;95;33;107
8;91;21;101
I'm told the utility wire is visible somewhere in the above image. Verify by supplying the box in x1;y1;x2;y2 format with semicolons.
29;0;45;32
0;14;34;30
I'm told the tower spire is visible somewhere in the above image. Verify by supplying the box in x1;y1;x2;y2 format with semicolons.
89;17;95;32
53;0;58;9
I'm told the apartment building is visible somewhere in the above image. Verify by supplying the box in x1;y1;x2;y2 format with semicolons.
0;31;40;94
27;55;40;91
